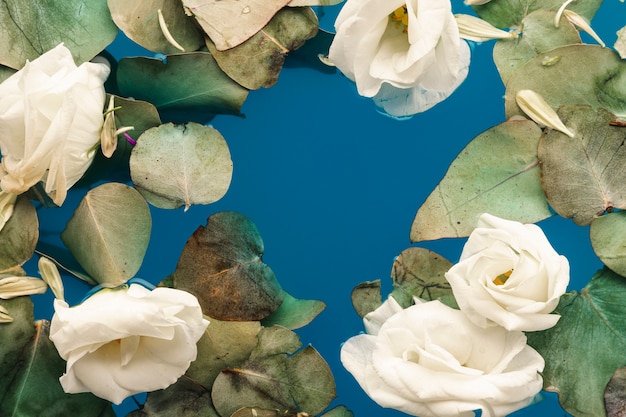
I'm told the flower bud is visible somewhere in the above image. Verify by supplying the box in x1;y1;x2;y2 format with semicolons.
455;14;517;42
515;89;575;137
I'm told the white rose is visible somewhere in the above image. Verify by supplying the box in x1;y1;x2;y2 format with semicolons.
341;299;544;417
328;0;471;117
0;43;109;206
445;213;570;331
49;284;209;404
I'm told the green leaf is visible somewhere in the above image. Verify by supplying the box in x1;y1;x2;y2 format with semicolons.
1;320;115;417
205;7;318;89
410;119;551;242
605;367;626;417
0;297;35;395
0;0;117;69
249;325;302;359
261;290;325;330
505;45;626;119
538;105;626;226
591;212;626;277
0;196;38;271
117;53;249;122
0;64;15;83
61;183;152;287
319;405;355;417
493;9;580;85
390;247;457;309
171;211;284;321
127;377;218;417
108;0;204;54
472;0;602;29
230;408;284;417
186;319;261;388
130;122;233;210
212;336;335;417
350;280;382;319
183;0;292;51
526;268;626;417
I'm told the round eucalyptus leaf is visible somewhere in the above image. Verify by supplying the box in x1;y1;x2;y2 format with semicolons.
108;0;204;54
411;119;551;242
0;0;117;69
390;247;456;309
350;280;382;319
0;64;15;84
591;212;626;277
117;53;249;122
526;268;626;417
605;367;626;417
493;9;580;84
182;0;292;51
206;7;318;89
61;182;152;287
0;296;35;397
472;0;601;29
171;211;283;321
249;325;302;359
320;406;355;417
505;45;626;119
130;122;233;210
261;290;325;330
0;196;38;271
539;105;626;225
0;321;115;417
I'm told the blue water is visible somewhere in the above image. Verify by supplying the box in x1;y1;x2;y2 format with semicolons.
26;1;624;416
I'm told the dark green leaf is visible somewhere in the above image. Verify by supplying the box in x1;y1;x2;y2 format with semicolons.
390;247;457;309
538;105;626;225
117;53;249;123
261;290;325;330
206;7;318;89
0;196;38;271
171;212;283;321
61;183;152;287
1;320;115;417
527;268;626;417
411;119;550;241
0;0;117;69
130;123;232;210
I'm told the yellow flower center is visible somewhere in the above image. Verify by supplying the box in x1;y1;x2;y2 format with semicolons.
390;5;409;31
493;270;513;286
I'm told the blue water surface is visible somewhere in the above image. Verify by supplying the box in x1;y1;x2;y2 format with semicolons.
27;1;624;416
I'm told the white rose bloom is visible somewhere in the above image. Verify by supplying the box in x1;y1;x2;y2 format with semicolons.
0;43;109;206
341;300;544;417
49;284;209;404
445;213;570;332
328;0;471;117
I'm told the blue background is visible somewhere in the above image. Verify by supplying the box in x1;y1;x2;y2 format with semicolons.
26;1;624;416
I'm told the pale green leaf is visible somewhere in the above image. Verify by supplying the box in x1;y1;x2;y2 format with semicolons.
538;105;626;225
0;0;117;69
319;406;354;417
261;290;325;330
61;183;152;287
171;212;283;321
390;247;457;309
0;197;38;271
0;64;15;83
108;0;204;54
183;0;291;51
493;9;580;84
410;119;551;242
527;268;626;417
116;53;249;122
505;45;626;119
472;0;602;29
130;123;232;210
590;212;626;277
206;7;318;89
